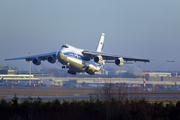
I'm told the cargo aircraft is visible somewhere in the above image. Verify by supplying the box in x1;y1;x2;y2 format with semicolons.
5;33;174;75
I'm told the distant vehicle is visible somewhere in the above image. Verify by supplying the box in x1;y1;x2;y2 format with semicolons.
5;33;174;75
131;84;140;88
155;85;164;89
63;84;75;88
0;82;9;86
16;82;29;86
16;81;39;87
88;83;105;88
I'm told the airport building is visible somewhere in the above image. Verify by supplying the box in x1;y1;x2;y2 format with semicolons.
1;65;180;90
0;65;18;74
0;65;39;82
0;74;39;81
144;72;171;77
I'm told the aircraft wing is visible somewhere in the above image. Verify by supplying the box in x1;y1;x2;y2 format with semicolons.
83;50;175;63
5;52;56;61
82;50;150;63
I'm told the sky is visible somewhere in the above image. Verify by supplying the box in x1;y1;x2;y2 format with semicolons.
0;0;180;72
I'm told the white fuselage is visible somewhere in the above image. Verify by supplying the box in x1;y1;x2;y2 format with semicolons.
56;44;104;73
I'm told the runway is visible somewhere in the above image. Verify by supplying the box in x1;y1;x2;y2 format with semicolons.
1;95;179;102
0;87;180;102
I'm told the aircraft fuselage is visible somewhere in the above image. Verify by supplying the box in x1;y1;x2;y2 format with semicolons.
56;44;104;75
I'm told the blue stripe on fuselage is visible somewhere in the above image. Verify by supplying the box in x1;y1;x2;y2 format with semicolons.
63;52;104;68
63;52;87;61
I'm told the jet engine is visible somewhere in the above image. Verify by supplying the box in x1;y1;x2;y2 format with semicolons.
94;56;103;64
115;57;124;66
32;58;41;65
47;56;56;63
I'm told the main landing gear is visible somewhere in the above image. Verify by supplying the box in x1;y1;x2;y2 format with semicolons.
68;70;76;75
85;67;95;75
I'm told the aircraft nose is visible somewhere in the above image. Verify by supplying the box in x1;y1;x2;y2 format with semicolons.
56;50;67;61
59;51;67;60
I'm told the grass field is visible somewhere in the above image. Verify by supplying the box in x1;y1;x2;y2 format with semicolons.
0;86;95;97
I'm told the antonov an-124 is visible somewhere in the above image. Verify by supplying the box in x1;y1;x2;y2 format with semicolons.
5;33;174;75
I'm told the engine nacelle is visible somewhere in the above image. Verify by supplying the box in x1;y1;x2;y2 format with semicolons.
32;58;41;65
47;56;56;63
94;56;103;64
115;57;124;66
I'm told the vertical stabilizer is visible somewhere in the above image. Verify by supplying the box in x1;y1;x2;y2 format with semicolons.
96;33;105;52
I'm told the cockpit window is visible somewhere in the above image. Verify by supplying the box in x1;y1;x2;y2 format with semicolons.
62;45;69;48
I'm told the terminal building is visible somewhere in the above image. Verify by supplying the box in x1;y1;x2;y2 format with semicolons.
0;65;180;89
0;65;39;82
144;72;171;77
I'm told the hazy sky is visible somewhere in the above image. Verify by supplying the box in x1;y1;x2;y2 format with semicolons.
0;0;180;71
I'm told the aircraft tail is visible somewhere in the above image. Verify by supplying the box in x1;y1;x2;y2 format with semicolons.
96;33;105;52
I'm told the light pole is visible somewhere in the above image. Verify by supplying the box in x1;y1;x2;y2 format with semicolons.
29;52;31;86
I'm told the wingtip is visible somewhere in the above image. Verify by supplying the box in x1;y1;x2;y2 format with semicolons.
4;58;12;61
